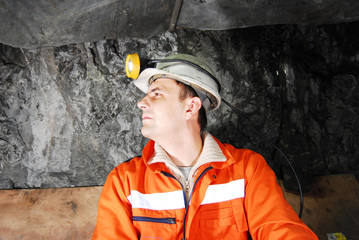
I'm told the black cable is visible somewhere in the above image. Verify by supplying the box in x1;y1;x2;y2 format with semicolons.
222;98;304;219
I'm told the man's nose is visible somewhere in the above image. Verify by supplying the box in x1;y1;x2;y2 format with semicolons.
137;96;148;110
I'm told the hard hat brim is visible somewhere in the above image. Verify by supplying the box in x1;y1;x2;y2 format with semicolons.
133;68;221;111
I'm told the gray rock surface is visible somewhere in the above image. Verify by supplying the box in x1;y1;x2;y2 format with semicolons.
1;0;359;48
178;0;359;30
1;23;358;189
0;0;177;48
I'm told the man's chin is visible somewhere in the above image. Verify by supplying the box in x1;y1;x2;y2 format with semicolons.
141;128;151;139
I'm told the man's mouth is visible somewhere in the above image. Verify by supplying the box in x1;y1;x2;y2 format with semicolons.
142;115;152;121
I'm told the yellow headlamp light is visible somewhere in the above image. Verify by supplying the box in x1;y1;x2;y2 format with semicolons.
125;53;141;79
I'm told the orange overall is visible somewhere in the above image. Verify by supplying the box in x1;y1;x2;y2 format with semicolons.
93;135;318;240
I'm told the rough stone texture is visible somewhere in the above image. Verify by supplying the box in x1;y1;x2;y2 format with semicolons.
1;22;359;189
0;0;177;48
2;0;359;48
178;0;359;30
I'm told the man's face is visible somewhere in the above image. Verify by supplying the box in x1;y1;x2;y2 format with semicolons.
137;78;188;141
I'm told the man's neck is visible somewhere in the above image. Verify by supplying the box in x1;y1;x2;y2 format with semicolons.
156;131;203;167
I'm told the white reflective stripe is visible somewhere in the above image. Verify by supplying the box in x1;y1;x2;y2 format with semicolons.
201;179;245;205
127;190;185;210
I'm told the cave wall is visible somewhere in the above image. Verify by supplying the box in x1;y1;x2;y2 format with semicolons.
0;22;358;189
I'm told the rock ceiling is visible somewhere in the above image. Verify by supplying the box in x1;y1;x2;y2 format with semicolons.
1;0;359;48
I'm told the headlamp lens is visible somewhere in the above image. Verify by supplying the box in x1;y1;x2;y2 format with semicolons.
125;53;141;79
128;61;133;72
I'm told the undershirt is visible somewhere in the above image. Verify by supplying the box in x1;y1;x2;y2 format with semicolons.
177;166;192;180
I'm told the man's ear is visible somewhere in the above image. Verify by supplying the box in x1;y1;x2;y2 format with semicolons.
185;97;202;120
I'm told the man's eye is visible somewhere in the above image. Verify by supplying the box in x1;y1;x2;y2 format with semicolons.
154;92;161;96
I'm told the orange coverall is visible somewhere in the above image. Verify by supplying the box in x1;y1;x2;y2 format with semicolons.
92;136;318;239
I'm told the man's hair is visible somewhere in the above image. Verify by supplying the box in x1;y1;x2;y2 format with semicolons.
176;81;207;131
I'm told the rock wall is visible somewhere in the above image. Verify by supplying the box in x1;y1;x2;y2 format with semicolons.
1;22;358;189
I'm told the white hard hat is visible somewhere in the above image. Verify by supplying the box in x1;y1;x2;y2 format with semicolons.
133;54;221;111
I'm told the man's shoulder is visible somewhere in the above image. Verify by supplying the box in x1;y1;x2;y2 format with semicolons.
106;155;146;179
221;142;255;154
119;155;144;167
122;155;142;164
222;143;264;163
208;133;257;155
111;155;143;171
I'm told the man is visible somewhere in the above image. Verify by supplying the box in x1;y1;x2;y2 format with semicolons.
92;54;318;239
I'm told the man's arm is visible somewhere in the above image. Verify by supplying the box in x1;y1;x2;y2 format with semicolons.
92;167;138;240
244;151;318;240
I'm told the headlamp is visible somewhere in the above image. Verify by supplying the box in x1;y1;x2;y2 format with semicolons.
125;53;141;79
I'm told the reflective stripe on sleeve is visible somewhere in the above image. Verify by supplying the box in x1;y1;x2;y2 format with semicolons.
201;179;245;205
127;190;185;210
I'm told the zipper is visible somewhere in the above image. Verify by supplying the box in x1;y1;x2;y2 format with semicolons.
185;180;190;199
161;171;188;207
161;165;213;240
133;216;176;224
